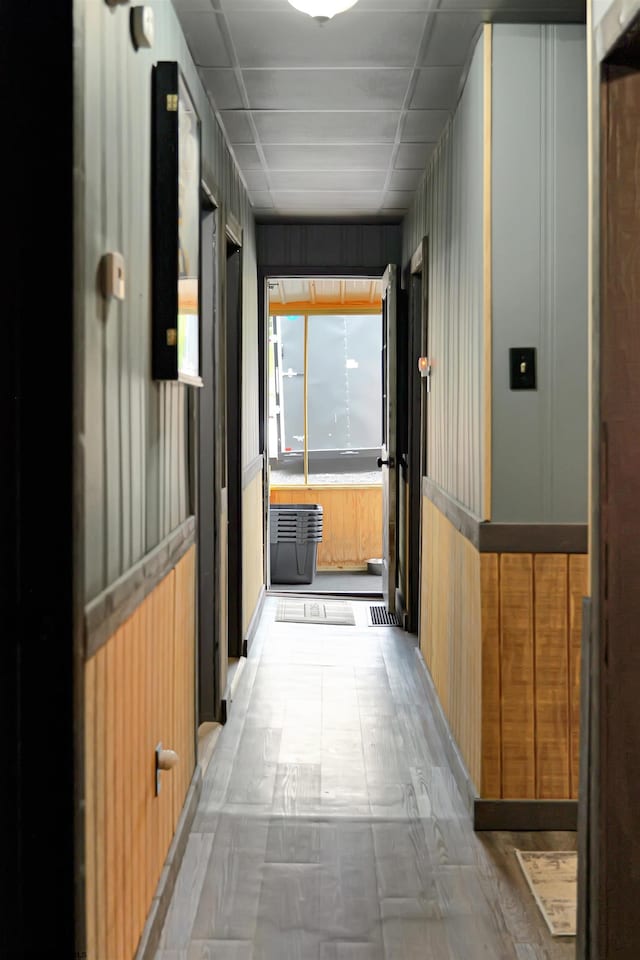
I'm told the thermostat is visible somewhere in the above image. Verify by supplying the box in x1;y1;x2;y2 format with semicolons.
131;6;154;49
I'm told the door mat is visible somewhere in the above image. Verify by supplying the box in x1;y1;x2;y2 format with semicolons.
515;850;577;937
276;598;356;626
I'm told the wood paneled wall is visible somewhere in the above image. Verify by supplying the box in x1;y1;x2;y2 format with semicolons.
243;470;265;634
420;496;587;801
402;33;486;518
480;553;587;799
79;0;257;601
84;547;196;960
420;497;483;788
270;486;382;570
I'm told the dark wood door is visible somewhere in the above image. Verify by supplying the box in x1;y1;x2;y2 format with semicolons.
587;54;640;960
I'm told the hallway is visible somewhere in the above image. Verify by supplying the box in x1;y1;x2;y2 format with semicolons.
156;599;575;960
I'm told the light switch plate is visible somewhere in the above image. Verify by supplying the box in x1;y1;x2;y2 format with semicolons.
509;347;536;390
101;252;126;301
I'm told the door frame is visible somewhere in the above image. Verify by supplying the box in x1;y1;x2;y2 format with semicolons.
258;265;390;591
581;13;640;957
196;182;219;722
225;220;243;663
405;237;429;635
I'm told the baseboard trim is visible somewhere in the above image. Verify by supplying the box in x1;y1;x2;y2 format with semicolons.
474;799;578;832
243;584;266;657
134;764;202;960
413;648;479;818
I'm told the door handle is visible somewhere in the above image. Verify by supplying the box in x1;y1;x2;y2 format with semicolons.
377;457;395;469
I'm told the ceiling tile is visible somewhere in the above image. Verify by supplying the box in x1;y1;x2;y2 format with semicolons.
200;69;244;109
252;111;399;144
233;144;264;169
172;0;216;11
410;66;462;109
178;12;230;67
268;170;388;190
242;69;412;110
388;168;423;190
226;11;426;69
382;191;415;209
402;109;449;142
249;191;275;208
219;110;254;143
271;191;383;213
242;169;270;190
263;143;394;170
395;142;436;169
421;12;483;66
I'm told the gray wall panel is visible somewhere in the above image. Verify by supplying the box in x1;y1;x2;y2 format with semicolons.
403;34;486;518
491;24;588;523
78;0;257;601
257;222;402;271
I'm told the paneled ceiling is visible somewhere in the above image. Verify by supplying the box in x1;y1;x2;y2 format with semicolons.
172;0;586;218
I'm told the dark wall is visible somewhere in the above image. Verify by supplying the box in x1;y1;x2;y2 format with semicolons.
1;4;76;957
257;221;403;273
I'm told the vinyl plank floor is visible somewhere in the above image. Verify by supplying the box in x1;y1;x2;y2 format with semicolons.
156;598;576;960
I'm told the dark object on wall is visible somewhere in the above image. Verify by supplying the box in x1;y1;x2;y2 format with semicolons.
509;347;536;389
152;61;202;384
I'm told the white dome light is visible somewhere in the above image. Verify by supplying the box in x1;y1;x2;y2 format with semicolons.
287;0;359;22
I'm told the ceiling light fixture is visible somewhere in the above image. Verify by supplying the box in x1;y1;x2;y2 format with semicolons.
287;0;359;23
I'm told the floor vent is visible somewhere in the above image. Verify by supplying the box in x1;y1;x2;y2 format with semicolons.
368;605;401;626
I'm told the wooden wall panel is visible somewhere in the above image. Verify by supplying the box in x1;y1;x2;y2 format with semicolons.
402;34;486;517
420;497;483;788
243;472;265;635
80;0;257;602
85;548;196;960
270;486;382;570
500;554;535;799
480;554;501;798
534;555;570;799
569;554;588;798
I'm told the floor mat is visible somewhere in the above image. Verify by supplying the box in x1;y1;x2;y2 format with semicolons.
515;850;577;937
275;598;356;626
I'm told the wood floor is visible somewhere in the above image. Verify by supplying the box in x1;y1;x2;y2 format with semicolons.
156;599;576;960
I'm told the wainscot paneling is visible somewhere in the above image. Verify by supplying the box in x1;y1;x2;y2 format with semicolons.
420;496;483;789
421;495;588;802
243;470;265;636
84;547;196;960
270;486;382;570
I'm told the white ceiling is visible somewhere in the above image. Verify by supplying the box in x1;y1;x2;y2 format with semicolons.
172;0;586;218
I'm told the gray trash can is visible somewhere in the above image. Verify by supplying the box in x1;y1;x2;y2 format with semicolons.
270;504;323;584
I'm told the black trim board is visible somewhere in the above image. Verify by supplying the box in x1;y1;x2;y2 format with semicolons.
474;800;578;832
84;516;196;658
135;765;202;960
422;478;588;554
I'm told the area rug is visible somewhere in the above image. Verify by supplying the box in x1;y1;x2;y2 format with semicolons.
515;850;577;937
275;598;355;626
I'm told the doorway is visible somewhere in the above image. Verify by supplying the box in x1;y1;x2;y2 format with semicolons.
265;277;384;597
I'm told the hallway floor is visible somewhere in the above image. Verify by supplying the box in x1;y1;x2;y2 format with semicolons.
156;599;575;960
